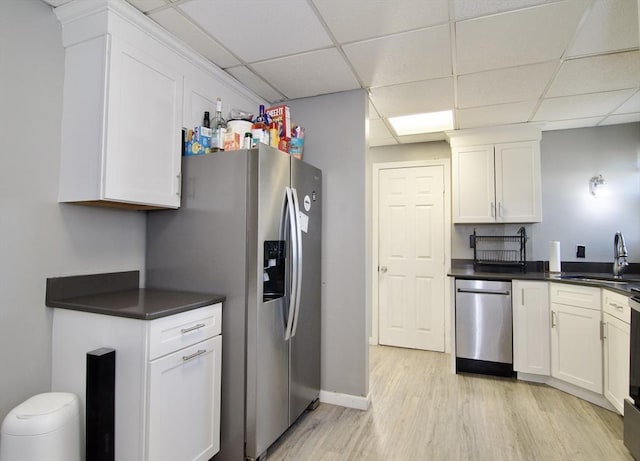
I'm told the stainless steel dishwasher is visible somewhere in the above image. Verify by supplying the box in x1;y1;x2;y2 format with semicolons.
455;279;514;377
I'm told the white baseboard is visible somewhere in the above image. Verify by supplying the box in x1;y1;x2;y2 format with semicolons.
319;390;371;411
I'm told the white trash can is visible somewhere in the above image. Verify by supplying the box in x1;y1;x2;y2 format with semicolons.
0;392;81;461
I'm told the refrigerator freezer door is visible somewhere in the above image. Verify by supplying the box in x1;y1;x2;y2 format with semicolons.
289;159;322;424
246;145;292;459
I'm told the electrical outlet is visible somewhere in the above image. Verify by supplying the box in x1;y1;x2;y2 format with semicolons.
576;245;586;258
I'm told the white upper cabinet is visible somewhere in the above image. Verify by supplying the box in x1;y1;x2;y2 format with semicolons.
448;125;542;224
56;1;185;209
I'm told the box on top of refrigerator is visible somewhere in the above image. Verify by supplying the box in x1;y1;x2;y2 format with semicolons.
265;105;291;140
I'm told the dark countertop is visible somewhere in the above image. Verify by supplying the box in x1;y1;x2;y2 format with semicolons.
46;270;225;320
448;265;640;297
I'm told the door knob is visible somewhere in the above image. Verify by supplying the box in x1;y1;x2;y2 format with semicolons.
379;266;388;273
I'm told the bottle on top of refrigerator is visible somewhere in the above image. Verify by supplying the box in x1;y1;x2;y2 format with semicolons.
212;98;226;151
203;111;211;128
251;105;269;148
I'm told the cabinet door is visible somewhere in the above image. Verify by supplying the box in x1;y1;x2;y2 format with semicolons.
604;313;631;415
494;141;542;223
147;336;222;461
104;35;183;208
513;281;550;375
452;145;495;223
550;303;603;393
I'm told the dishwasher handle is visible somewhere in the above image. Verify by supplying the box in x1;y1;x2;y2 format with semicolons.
456;288;511;296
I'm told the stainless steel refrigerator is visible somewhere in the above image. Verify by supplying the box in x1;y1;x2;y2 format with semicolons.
146;144;321;461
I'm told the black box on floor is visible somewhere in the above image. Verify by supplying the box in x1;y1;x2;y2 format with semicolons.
86;347;115;461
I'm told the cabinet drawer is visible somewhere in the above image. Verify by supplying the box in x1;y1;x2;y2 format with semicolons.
603;289;630;324
149;303;221;360
550;283;600;311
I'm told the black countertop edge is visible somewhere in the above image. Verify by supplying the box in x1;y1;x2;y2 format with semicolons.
449;263;640;297
46;272;225;320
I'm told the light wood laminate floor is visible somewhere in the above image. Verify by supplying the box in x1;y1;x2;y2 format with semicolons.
267;345;632;461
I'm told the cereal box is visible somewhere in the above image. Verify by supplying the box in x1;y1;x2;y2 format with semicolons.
265;104;291;140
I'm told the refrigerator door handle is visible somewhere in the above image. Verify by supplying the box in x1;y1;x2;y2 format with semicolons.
291;187;303;337
284;186;298;341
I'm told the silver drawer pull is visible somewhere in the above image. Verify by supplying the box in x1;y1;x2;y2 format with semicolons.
181;323;206;334
612;303;624;310
182;349;207;362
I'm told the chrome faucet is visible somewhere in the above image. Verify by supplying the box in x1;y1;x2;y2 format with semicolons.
613;231;628;278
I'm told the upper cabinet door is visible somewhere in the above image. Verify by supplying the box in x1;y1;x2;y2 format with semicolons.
104;36;183;208
452;144;495;223
494;141;542;223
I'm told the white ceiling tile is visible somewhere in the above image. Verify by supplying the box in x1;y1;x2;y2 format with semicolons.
614;91;640;114
600;113;640;125
453;0;563;21
225;66;284;103
546;51;640;97
457;61;558;108
344;25;451;87
312;0;449;43
533;89;638;120
370;78;454;118
149;8;240;68
127;0;168;13
251;49;360;100
369;119;394;141
178;0;332;63
456;101;537;129
567;0;639;57
542;116;604;130
398;132;448;143
455;0;590;74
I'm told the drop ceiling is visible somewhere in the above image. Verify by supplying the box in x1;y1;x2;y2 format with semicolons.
43;0;640;146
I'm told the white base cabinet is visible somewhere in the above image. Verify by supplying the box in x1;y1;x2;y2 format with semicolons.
513;281;550;376
550;283;603;394
148;336;221;461
52;304;222;461
602;289;631;415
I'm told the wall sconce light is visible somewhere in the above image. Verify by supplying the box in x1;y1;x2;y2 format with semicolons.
589;174;606;197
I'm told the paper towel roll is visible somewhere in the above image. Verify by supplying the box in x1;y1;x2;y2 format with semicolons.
549;241;561;273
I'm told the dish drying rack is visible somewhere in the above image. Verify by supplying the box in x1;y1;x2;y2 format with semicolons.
471;227;527;272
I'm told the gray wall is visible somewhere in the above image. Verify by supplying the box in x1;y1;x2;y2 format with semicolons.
446;123;640;263
0;0;146;421
287;90;369;398
369;140;451;164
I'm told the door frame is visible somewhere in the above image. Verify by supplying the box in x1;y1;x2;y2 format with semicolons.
371;159;452;353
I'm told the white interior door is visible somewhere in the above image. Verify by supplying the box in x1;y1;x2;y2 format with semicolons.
378;165;445;352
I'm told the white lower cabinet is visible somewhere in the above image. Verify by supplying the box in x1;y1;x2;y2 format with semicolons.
513;281;550;375
147;335;222;461
602;289;631;415
52;303;222;461
550;283;603;394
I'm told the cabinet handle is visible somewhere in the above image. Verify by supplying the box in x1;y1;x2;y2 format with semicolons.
611;302;624;311
551;311;556;328
182;349;207;362
600;321;606;340
176;172;182;196
181;323;206;334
